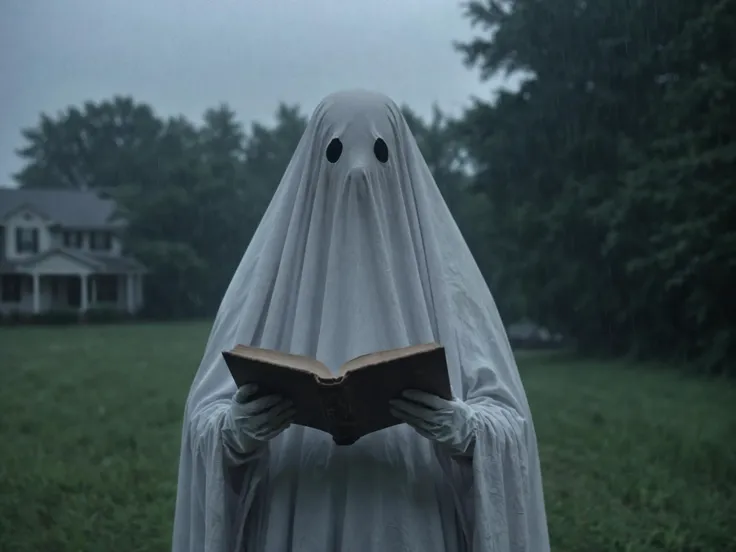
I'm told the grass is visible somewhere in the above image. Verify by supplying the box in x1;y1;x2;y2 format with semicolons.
0;323;734;552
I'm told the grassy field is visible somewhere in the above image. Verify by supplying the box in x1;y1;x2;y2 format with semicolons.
1;322;734;552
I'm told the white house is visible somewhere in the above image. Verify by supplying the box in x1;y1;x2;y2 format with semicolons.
0;188;146;316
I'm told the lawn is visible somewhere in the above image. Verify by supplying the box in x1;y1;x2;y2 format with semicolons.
0;322;734;552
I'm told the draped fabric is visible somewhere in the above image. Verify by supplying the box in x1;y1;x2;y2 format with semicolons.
172;90;550;552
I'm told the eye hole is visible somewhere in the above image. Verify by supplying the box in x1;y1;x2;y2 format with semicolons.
373;137;389;163
325;138;343;163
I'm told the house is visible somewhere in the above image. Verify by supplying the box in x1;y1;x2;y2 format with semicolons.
0;188;146;316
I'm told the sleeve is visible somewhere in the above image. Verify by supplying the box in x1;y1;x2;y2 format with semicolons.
172;400;268;552
434;365;550;552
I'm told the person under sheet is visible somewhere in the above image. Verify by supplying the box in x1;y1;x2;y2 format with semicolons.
172;90;550;552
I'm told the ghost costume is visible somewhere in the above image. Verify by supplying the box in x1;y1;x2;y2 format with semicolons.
172;90;550;552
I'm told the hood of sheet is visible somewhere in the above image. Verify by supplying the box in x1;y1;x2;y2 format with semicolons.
173;90;549;552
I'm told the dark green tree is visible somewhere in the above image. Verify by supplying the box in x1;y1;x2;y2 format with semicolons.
242;103;307;214
14;96;163;191
456;0;735;372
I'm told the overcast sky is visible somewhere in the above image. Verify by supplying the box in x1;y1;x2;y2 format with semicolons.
0;0;500;185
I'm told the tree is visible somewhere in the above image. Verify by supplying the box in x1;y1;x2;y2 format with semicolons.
12;98;308;317
242;103;307;213
611;0;736;368
116;106;253;317
119;103;309;317
456;0;736;372
14;96;163;191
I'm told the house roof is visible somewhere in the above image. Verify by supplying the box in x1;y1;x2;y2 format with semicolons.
0;188;125;228
0;247;146;274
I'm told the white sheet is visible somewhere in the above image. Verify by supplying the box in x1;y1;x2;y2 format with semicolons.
172;90;550;552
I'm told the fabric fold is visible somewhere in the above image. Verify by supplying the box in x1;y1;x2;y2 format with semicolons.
437;402;538;552
172;90;549;552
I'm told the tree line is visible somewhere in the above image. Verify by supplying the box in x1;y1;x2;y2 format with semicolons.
13;0;735;375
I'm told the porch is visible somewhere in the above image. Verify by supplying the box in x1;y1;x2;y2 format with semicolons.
0;272;143;315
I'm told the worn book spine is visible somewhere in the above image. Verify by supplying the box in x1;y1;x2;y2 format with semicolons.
319;383;359;445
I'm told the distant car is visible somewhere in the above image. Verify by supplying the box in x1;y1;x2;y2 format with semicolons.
507;320;564;349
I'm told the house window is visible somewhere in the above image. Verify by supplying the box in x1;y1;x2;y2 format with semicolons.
1;275;22;302
63;231;83;248
15;227;39;254
90;231;112;251
96;275;118;302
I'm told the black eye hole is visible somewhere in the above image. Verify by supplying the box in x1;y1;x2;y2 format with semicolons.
325;138;343;163
373;137;389;163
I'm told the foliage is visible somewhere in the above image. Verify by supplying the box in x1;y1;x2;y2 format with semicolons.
14;99;308;318
15;96;164;191
11;0;735;372
455;0;736;373
1;324;734;551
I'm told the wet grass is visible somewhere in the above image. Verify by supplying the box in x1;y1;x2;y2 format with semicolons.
0;323;734;551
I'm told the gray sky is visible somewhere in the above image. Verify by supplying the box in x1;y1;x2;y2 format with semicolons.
0;0;499;185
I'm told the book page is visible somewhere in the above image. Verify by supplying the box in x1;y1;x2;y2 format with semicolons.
231;345;332;378
338;343;440;375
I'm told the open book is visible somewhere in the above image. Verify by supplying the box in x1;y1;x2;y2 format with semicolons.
222;343;451;445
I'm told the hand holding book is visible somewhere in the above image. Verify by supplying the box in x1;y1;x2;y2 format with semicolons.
390;390;477;455
222;384;295;461
222;343;452;445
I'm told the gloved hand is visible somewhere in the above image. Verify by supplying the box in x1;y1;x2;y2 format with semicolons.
390;390;478;454
222;384;295;461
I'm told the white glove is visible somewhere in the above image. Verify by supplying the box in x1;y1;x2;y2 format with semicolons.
222;384;295;462
390;390;478;455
